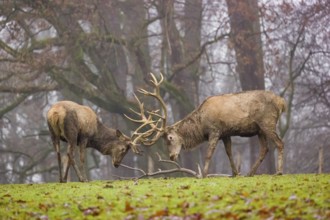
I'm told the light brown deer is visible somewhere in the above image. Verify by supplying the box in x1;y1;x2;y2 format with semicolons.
127;73;286;177
47;101;140;182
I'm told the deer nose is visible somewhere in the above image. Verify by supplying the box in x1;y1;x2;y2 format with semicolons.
112;160;120;168
169;153;178;161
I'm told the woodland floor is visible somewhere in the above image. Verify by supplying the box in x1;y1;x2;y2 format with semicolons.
0;174;329;219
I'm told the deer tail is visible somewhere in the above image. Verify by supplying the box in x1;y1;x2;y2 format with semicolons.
276;96;287;115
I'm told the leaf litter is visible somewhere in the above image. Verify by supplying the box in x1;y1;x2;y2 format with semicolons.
0;174;328;219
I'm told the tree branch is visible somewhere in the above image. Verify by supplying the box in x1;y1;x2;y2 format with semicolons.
118;152;202;179
117;153;232;179
0;93;30;118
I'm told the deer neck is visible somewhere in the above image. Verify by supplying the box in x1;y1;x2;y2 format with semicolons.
173;112;205;150
87;121;117;154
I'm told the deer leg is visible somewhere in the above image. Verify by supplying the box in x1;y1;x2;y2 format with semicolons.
53;138;64;183
247;133;268;177
79;139;88;182
70;144;86;182
48;125;64;183
63;145;71;182
268;132;284;175
203;134;219;177
223;137;239;177
61;154;69;181
62;115;86;182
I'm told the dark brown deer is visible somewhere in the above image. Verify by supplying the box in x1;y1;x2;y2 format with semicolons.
47;101;140;182
127;73;286;177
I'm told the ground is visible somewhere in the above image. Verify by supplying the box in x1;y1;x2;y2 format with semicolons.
0;174;329;219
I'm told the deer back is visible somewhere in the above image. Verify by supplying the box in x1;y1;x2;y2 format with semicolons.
199;91;284;130
47;101;98;140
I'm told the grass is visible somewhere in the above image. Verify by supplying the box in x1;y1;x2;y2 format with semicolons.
0;174;329;219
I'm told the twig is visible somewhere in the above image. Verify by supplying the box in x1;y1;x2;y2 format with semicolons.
206;173;232;177
117;152;202;179
119;164;146;176
118;162;202;179
155;152;181;169
116;153;232;180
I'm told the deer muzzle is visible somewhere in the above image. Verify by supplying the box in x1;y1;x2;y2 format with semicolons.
169;153;178;161
112;160;120;168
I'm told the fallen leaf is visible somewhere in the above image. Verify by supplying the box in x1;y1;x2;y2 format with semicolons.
16;199;27;204
240;191;250;198
39;203;49;212
181;201;190;209
257;207;272;219
103;184;114;189
187;213;203;220
63;203;71;208
125;201;134;212
149;208;169;219
97;195;104;200
145;193;152;198
37;215;49;220
162;194;172;198
180;185;190;190
211;195;222;201
223;211;239;219
289;194;297;200
82;206;101;216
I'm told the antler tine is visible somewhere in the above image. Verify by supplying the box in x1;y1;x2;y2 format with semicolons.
132;116;156;135
124;93;147;122
131;144;142;155
137;88;152;96
147;110;165;120
131;120;160;145
149;72;164;87
127;72;167;147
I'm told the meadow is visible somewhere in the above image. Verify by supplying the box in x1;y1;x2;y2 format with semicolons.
0;174;329;219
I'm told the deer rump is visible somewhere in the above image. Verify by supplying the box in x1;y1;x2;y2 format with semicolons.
47;101;98;144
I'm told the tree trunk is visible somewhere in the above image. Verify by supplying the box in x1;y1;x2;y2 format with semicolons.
180;0;203;171
226;0;275;174
157;0;202;171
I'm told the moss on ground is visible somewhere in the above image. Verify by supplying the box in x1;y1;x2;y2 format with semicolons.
0;174;329;219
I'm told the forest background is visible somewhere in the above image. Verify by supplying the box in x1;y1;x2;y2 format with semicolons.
0;0;329;183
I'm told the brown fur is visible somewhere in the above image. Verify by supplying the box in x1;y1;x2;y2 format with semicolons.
47;101;97;140
47;101;133;182
164;90;286;177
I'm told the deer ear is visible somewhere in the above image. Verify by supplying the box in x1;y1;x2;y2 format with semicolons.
116;129;124;138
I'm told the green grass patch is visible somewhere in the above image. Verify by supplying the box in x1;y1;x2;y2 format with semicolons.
0;174;329;219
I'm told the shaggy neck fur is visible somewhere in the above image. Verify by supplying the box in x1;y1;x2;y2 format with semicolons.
171;110;205;150
87;120;117;154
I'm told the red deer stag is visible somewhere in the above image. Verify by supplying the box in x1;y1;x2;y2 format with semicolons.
127;73;286;177
47;101;140;182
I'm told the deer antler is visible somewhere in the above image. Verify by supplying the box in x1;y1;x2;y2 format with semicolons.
125;73;167;146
